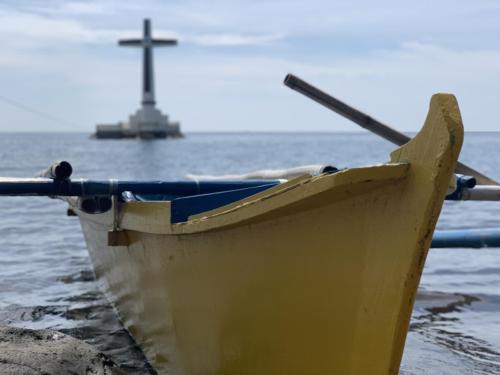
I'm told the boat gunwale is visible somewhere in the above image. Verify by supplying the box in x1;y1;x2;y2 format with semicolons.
73;162;409;235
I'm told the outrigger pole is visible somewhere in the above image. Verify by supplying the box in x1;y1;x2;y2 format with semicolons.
432;228;500;248
0;161;281;215
0;161;497;200
0;173;279;199
0;161;498;248
283;75;500;248
284;74;498;186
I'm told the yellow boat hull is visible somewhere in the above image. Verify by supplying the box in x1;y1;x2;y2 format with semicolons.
76;94;463;374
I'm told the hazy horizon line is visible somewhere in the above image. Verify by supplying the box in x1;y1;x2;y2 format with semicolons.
0;130;498;134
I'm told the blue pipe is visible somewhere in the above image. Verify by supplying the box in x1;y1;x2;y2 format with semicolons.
445;174;476;200
432;228;500;248
0;179;281;197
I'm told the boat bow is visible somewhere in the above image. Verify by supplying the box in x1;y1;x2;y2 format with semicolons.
75;93;463;374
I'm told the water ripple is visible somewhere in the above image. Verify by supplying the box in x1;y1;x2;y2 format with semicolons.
1;132;500;374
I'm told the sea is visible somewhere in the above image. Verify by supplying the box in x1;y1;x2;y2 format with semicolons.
0;132;499;374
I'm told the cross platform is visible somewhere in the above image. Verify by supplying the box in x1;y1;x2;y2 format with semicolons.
94;19;182;139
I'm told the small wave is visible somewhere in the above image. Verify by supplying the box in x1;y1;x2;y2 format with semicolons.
58;269;96;284
428;267;500;276
410;291;500;373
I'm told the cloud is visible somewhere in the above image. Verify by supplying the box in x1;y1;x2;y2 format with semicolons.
0;0;500;131
46;1;116;15
0;9;119;45
187;33;284;46
0;5;284;53
22;0;142;16
59;1;124;15
1;36;500;131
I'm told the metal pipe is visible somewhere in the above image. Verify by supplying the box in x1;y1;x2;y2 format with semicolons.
459;186;500;201
284;73;498;185
37;161;73;180
432;228;500;248
0;178;281;197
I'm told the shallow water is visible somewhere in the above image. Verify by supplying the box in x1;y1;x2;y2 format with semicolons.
0;132;499;373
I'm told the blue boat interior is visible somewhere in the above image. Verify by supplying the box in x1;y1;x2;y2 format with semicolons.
121;180;281;223
119;173;478;224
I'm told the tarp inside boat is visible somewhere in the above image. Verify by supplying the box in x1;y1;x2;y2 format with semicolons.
121;166;341;223
121;180;282;223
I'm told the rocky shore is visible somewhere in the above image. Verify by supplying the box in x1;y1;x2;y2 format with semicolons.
0;325;124;374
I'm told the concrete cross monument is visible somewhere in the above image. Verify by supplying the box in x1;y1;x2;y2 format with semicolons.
94;19;182;139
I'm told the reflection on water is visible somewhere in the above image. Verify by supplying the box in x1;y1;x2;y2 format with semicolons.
0;132;500;373
403;291;500;374
0;267;155;374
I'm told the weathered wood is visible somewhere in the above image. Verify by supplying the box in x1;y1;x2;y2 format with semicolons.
108;230;129;247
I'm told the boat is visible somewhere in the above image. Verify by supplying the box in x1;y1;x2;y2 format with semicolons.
3;87;495;373
63;93;462;374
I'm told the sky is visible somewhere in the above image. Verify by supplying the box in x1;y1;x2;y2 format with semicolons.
0;0;500;132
